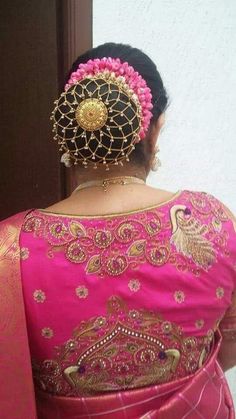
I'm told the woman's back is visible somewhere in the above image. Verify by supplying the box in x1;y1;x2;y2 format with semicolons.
1;42;236;419
19;189;236;397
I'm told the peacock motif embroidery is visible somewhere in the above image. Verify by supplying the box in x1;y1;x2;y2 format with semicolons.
22;191;230;277
170;205;216;268
32;296;214;396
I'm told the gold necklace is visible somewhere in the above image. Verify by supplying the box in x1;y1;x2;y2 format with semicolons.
72;176;146;193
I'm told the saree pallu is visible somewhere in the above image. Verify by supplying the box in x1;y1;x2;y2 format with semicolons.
0;212;235;419
0;211;37;419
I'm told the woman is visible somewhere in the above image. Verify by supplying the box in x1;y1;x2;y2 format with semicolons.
1;43;236;419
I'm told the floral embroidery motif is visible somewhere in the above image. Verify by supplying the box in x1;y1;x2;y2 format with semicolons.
94;230;113;248
20;247;29;260
41;327;54;339
174;291;185;304
216;287;224;299
49;222;67;239
75;286;88;299
128;279;141;292
33;289;46;303
66;242;87;264
195;319;205;329
22;192;230;277
32;296;213;397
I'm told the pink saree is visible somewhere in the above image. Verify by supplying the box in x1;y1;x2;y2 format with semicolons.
1;190;236;419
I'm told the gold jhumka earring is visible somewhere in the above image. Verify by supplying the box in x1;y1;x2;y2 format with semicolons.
151;146;161;172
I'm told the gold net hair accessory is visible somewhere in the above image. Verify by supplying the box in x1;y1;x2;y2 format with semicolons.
51;58;153;170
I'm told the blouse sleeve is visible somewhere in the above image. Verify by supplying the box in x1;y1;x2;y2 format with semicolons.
218;202;236;340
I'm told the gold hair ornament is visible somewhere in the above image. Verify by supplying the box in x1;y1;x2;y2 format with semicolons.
51;72;142;170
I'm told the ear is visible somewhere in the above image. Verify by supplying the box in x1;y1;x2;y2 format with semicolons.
149;113;165;152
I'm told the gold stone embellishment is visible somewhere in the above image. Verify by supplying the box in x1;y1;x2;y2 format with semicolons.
216;287;224;299
195;319;204;329
174;290;185;304
20;247;29;260
128;279;141;292
75;285;88;299
41;327;54;339
75;98;108;131
33;289;46;303
33;296;214;397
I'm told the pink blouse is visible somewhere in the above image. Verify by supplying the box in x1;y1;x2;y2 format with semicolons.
19;190;236;397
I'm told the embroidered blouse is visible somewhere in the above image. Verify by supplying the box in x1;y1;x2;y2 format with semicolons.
19;190;236;397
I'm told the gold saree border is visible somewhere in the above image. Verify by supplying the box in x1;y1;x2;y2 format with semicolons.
0;210;37;419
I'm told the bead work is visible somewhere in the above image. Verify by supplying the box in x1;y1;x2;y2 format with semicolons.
32;296;214;396
22;191;230;277
51;73;142;169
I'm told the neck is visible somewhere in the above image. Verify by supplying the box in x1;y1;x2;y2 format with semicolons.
71;163;148;189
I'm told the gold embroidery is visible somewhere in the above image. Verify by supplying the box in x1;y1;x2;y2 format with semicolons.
94;230;113;248
221;204;236;232
127;240;146;257
49;222;67;239
22;192;230;277
69;221;87;238
20;247;29;260
75;286;88;299
146;244;170;266
23;216;42;233
116;222;137;243
33;296;213;396
216;287;224;299
170;204;215;268
174;291;185;304
33;290;46;303
212;218;222;232
195;319;204;329
128;279;141;292
86;255;101;273
66;242;87;263
145;217;161;236
106;255;128;276
41;327;54;339
0;224;21;262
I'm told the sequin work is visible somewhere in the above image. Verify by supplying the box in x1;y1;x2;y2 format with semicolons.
19;190;236;399
41;328;54;339
32;296;213;396
22;191;230;277
20;247;29;260
33;290;46;303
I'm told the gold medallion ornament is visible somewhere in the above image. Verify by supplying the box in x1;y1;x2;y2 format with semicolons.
51;73;142;170
75;98;108;131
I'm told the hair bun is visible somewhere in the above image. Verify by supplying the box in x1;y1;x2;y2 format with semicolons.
51;73;142;169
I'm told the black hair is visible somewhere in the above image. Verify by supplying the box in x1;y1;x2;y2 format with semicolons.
66;42;168;169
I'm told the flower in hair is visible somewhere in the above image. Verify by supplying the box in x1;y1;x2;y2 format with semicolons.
65;57;153;139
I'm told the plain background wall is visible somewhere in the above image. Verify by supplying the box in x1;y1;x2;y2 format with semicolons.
93;0;236;402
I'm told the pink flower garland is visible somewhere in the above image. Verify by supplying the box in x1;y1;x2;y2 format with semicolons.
65;57;153;139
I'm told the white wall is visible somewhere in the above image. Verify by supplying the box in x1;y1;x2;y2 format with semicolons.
93;0;236;403
93;0;236;212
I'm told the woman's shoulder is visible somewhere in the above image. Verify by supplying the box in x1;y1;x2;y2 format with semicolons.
181;189;234;210
182;189;236;233
0;209;33;230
